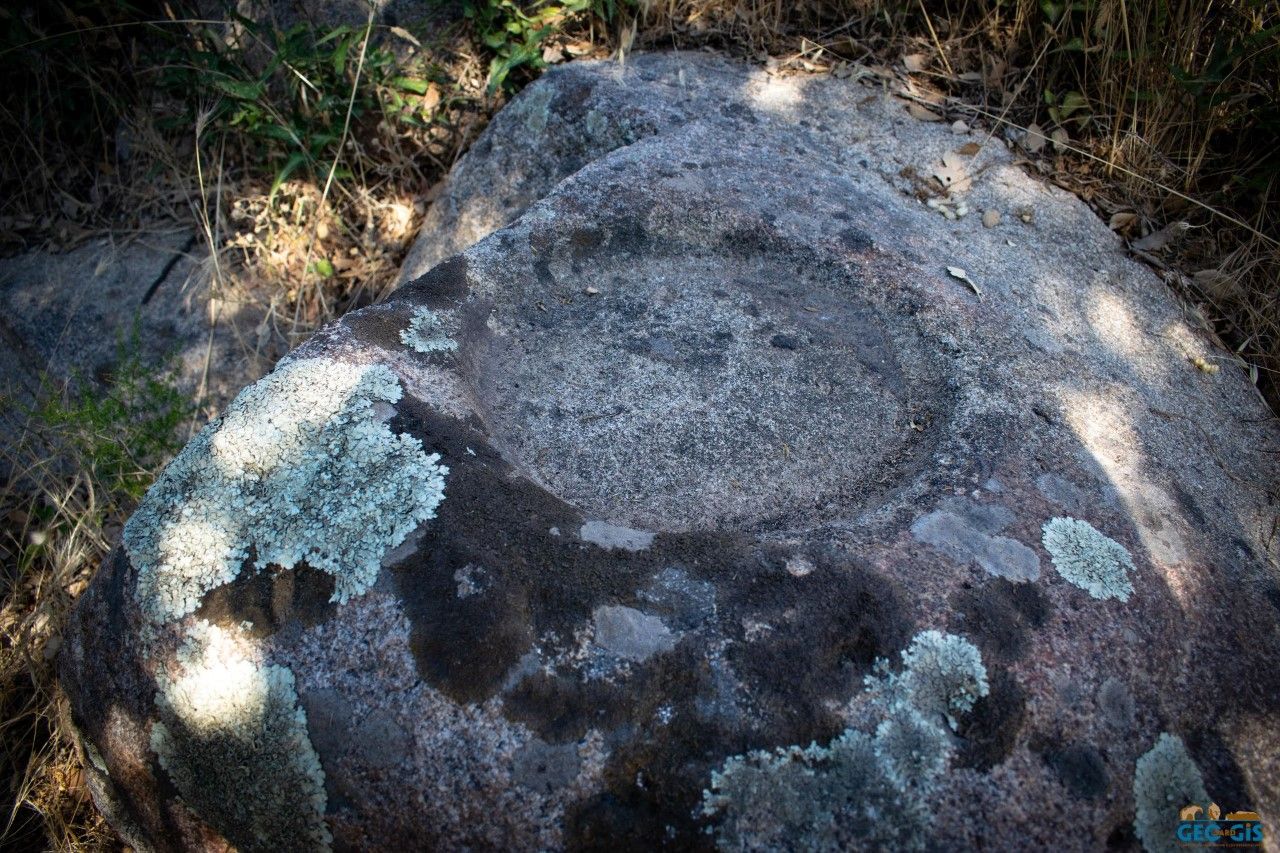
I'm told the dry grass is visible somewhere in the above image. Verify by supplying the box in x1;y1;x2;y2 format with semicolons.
1;461;117;850
1;0;1277;849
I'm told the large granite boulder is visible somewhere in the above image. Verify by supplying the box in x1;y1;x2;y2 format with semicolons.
63;53;1280;851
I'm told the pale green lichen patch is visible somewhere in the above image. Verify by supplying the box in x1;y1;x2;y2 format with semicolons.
400;307;457;354
702;631;988;851
1042;516;1135;602
1133;733;1207;853
151;621;331;852
125;356;448;626
894;629;991;730
701;730;931;851
873;703;954;791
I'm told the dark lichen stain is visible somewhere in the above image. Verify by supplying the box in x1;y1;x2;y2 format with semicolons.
949;579;1050;663
1106;822;1138;849
1043;742;1109;800
548;77;595;119
384;392;917;848
1185;728;1252;817
956;669;1026;772
389;396;754;707
562;553;907;848
194;562;336;639
603;216;653;257
340;304;416;353
838;227;875;254
770;333;800;350
390;254;469;308
719;102;757;124
721;548;912;744
568;226;606;259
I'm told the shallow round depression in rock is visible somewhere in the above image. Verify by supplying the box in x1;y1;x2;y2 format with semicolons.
471;246;949;532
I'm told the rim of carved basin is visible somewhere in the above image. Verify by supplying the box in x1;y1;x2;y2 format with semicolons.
465;239;952;534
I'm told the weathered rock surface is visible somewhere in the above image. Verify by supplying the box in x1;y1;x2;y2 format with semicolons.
64;53;1280;851
0;231;270;428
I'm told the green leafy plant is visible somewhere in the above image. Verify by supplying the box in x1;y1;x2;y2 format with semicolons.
463;0;627;93
1044;88;1092;129
34;330;192;507
151;14;448;203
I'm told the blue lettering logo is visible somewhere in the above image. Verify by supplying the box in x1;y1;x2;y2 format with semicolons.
1175;802;1264;847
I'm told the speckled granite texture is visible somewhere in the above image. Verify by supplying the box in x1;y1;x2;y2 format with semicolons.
63;52;1280;851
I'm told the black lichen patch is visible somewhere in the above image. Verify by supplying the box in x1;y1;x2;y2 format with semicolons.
603;215;653;257
1184;728;1252;817
721;547;914;746
339;303;415;352
949;578;1050;664
568;226;606;259
956;669;1027;771
566;705;726;851
838;227;875;254
1106;821;1138;849
389;394;755;706
548;76;595;119
390;254;470;308
388;392;922;846
1043;742;1109;800
194;562;336;640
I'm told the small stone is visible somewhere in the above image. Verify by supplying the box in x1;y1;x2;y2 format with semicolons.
950;120;969;135
982;209;1001;228
593;606;676;662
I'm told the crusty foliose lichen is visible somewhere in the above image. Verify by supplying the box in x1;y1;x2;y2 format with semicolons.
702;631;988;851
1133;733;1207;853
893;629;990;730
400;306;458;353
1042;516;1135;602
124;356;448;626
151;621;331;852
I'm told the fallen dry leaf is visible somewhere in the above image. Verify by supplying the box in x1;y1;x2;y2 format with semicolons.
957;141;981;156
1132;221;1193;252
904;53;929;73
1024;123;1047;154
389;26;421;48
1109;211;1139;233
985;57;1007;89
1192;268;1237;299
422;83;442;112
908;103;943;122
947;266;982;297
